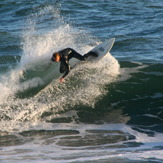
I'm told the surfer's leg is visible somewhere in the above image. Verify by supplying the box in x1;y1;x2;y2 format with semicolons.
72;50;98;61
84;51;98;59
73;52;86;61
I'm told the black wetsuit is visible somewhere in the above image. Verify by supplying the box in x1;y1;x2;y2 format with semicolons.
58;48;90;79
51;48;97;79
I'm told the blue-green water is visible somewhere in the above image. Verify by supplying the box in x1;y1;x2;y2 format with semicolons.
0;0;163;162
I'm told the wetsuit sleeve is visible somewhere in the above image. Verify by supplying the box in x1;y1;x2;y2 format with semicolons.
60;59;70;79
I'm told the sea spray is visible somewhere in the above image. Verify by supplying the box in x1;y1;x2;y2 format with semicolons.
0;53;120;132
0;4;120;132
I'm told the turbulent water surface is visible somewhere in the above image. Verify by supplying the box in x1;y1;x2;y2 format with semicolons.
0;0;163;163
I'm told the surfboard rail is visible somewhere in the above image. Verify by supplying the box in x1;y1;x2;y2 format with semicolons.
86;38;115;62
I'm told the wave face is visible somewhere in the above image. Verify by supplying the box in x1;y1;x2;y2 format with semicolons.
0;2;120;131
0;1;163;163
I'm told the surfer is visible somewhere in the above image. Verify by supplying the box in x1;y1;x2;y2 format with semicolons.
51;48;97;82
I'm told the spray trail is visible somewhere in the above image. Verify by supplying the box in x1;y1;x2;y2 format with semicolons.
0;4;120;132
0;53;120;131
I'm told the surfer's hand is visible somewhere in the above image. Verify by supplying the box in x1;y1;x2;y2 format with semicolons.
59;78;64;83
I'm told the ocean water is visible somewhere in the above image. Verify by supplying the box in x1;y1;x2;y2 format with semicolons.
0;0;163;162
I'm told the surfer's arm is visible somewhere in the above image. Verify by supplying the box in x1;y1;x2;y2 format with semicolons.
61;68;70;79
60;59;70;80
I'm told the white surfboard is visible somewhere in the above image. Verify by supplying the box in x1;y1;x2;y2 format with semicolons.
69;38;115;69
86;38;115;62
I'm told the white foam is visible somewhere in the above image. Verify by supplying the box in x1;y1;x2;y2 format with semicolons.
119;64;148;82
0;4;120;132
1;123;163;162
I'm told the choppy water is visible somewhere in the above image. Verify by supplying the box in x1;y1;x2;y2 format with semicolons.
0;0;163;163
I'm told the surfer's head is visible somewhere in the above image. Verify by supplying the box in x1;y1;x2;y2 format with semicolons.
51;52;61;62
